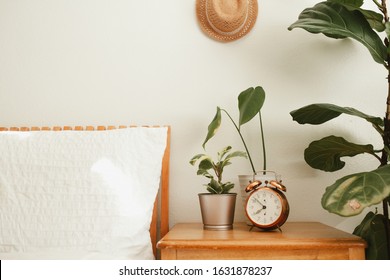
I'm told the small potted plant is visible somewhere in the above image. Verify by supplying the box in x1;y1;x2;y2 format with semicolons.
190;146;247;230
202;86;284;219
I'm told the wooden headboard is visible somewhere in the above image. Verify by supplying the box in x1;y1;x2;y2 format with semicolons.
149;126;170;258
0;125;170;259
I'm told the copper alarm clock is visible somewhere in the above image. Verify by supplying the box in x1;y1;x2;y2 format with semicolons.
245;179;290;230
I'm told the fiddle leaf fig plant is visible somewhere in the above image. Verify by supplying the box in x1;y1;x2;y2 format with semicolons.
202;86;266;174
289;0;390;259
190;146;247;194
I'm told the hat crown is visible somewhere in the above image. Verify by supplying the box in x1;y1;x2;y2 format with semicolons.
206;0;248;33
196;0;258;42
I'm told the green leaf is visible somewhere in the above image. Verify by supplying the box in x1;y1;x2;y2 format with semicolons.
359;9;385;32
321;164;390;216
353;212;389;259
221;182;235;194
191;146;244;193
224;151;248;161
198;158;213;170
327;0;385;32
288;1;387;65
206;186;218;194
304;135;375;171
218;146;232;161
386;21;390;37
291;103;341;124
221;151;247;171
385;22;390;53
327;0;362;8
197;169;213;179
202;107;222;149
189;153;207;165
290;103;383;127
207;178;222;194
238;86;265;127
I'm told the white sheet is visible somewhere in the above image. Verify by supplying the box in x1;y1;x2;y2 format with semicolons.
0;127;167;259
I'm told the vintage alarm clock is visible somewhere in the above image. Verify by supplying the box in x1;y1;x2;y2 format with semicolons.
245;179;290;230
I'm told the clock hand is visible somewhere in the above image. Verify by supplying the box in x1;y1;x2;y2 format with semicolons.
254;198;267;209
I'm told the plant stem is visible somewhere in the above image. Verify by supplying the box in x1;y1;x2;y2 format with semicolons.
381;0;389;21
383;106;390;259
213;163;222;183
259;112;267;171
221;109;256;174
381;0;390;259
375;0;385;13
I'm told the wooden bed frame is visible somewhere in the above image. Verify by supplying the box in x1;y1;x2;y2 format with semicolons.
0;125;170;259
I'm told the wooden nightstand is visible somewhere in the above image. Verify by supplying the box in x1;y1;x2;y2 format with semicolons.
157;222;366;260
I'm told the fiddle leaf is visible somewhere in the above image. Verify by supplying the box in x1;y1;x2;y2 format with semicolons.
304;136;376;171
328;0;363;7
288;1;387;64
327;0;385;31
290;103;383;127
353;212;389;260
321;165;390;216
327;0;364;8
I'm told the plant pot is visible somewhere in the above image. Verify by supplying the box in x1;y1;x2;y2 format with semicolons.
198;193;237;230
238;171;282;225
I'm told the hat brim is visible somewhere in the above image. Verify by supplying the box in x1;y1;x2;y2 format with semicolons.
196;0;258;42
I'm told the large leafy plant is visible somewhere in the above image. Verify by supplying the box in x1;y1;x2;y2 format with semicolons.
288;0;390;259
190;146;247;194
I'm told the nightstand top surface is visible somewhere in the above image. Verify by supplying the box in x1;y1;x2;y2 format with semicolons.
157;222;366;250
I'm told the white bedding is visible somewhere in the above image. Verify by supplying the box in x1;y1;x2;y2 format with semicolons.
0;127;168;259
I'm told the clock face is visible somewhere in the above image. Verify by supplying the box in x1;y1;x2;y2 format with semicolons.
245;187;288;229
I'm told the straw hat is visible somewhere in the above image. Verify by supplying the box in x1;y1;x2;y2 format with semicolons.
196;0;258;42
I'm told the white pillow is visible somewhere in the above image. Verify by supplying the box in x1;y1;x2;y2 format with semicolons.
0;127;168;259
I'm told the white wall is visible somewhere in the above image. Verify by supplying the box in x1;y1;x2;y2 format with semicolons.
0;0;386;233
